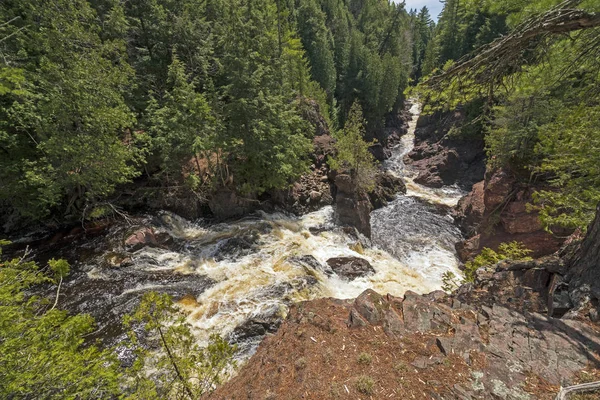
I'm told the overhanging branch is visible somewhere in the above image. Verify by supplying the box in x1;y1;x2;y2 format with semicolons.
424;0;600;89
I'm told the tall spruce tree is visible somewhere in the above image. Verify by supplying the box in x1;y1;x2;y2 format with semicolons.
0;0;138;219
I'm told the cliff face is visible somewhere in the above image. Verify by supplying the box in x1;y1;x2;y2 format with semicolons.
454;169;570;262
405;109;486;190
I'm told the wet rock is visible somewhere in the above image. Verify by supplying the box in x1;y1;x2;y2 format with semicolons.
288;255;333;276
334;174;372;237
368;143;391;161
103;252;133;268
213;233;260;261
262;276;319;299
124;227;158;251
368;170;407;209
326;257;375;280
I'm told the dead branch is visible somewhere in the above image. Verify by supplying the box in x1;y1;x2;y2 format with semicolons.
424;0;600;88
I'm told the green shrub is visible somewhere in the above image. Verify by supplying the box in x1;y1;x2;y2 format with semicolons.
356;375;375;395
464;241;532;282
357;352;372;365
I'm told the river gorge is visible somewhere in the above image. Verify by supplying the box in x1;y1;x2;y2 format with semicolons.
27;102;467;362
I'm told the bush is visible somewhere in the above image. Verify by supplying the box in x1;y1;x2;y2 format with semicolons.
464;241;532;282
357;352;372;365
356;375;375;395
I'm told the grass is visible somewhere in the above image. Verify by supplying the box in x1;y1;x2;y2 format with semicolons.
394;362;408;373
357;352;372;365
356;375;375;395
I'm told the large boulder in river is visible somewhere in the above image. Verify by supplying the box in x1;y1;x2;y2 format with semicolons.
334;174;372;238
326;256;375;280
368;170;406;209
124;227;158;251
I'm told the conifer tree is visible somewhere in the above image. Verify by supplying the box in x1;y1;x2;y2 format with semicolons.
329;101;378;192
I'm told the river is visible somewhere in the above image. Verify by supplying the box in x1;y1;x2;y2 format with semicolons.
48;101;466;360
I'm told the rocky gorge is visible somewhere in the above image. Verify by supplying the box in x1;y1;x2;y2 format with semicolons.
206;103;600;399
5;100;599;399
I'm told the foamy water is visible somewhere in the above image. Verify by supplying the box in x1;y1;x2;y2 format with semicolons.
60;100;464;359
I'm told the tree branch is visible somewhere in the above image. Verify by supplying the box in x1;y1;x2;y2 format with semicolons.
424;0;600;88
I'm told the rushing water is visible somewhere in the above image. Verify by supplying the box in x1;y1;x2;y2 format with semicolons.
48;101;465;360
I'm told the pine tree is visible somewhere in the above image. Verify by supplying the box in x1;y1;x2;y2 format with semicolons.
147;56;215;189
215;0;312;194
0;0;138;218
329;101;378;192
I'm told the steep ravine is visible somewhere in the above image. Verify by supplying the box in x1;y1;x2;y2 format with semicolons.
22;101;466;363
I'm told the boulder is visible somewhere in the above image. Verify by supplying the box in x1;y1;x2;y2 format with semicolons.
368;171;407;209
124;227;158;251
326;256;375;280
334;174;372;238
213;234;259;261
349;289;389;325
288;255;334;276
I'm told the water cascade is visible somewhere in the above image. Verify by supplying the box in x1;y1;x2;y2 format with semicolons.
53;101;465;359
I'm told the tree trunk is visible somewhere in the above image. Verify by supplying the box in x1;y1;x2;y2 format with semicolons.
567;202;600;310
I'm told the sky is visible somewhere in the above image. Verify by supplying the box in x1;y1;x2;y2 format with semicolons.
398;0;444;21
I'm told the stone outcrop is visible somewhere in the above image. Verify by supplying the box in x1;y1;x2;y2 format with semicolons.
368;170;406;209
333;174;372;238
325;257;375;280
455;169;569;261
124;227;158;251
405;109;486;190
209;283;600;400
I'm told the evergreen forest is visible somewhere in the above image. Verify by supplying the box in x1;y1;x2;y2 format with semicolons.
1;0;600;398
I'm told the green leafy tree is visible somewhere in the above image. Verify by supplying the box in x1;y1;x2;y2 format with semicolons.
124;292;236;399
329;101;378;192
0;247;122;399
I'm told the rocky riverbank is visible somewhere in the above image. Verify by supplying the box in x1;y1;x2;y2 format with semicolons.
209;228;600;399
